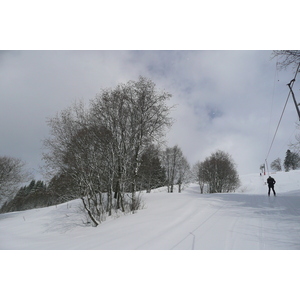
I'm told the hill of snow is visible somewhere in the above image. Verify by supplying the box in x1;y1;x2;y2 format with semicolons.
2;170;300;300
1;170;300;250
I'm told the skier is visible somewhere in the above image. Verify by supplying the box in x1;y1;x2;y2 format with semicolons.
267;176;276;196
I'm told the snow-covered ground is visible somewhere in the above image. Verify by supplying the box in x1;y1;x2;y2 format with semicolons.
2;171;300;300
1;170;300;250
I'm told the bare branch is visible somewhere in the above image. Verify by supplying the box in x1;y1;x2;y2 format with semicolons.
0;156;32;207
271;50;300;70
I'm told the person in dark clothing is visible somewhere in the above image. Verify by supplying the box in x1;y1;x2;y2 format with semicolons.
267;176;276;196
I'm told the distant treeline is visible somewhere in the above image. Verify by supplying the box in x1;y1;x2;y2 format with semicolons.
0;177;71;213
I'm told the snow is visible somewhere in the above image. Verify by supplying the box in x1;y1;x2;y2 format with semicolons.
1;171;300;250
2;171;300;299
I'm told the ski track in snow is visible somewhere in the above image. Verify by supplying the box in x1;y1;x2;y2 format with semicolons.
1;171;300;250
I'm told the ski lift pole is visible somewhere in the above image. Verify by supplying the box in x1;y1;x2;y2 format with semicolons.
286;62;300;121
265;159;269;176
287;79;300;121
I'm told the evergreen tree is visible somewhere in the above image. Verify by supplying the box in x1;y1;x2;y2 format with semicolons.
0;177;70;214
284;150;300;171
26;180;36;195
137;145;166;192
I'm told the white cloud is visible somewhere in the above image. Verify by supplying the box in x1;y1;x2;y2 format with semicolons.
0;50;299;178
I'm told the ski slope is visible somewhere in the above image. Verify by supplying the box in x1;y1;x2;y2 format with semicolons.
1;171;300;250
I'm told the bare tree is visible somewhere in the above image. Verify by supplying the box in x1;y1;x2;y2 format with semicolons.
43;77;173;225
162;145;188;193
91;76;173;210
43;101;109;226
270;158;282;172
193;161;206;194
0;156;32;207
198;150;240;193
177;154;191;193
271;50;300;70
162;147;172;193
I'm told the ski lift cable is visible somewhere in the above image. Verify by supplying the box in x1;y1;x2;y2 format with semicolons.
267;59;279;141
265;63;300;164
277;126;298;155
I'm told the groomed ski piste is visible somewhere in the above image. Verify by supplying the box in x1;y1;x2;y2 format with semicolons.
1;170;300;250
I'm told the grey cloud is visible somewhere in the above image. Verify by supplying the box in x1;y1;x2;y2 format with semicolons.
0;50;298;178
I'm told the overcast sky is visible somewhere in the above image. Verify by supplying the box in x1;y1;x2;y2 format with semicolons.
0;50;299;179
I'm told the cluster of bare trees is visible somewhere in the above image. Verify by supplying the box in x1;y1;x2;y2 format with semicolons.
0;156;32;208
162;145;191;193
43;77;173;226
1;77;243;222
193;150;240;194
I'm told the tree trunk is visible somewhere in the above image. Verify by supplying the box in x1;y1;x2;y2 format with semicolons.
107;185;112;216
199;183;204;194
81;198;99;227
